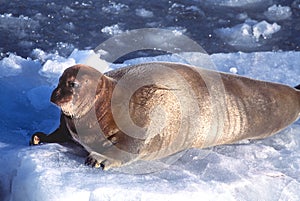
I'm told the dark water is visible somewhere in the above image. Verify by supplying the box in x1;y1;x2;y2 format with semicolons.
0;0;299;59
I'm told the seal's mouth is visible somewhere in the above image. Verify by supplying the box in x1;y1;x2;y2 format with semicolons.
51;87;72;105
60;102;77;118
59;97;97;119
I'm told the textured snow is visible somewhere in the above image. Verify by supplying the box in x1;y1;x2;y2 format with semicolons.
1;50;300;201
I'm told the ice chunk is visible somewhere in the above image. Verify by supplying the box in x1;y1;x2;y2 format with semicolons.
229;67;238;74
39;56;76;79
252;20;281;40
215;20;280;51
37;49;110;80
0;53;38;78
69;49;96;63
0;54;23;77
135;8;154;18
0;13;39;31
69;49;110;73
101;2;129;14
264;5;292;21
31;48;51;62
32;48;73;65
101;24;124;36
33;48;94;65
236;12;249;21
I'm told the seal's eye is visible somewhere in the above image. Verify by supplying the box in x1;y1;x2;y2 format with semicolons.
68;81;80;88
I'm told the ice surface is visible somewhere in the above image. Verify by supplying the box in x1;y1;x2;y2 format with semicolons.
1;50;300;201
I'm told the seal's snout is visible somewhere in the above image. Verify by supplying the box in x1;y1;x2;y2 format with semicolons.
50;86;73;106
50;87;60;104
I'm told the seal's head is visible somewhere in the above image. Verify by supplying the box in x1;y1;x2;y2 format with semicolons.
51;64;103;118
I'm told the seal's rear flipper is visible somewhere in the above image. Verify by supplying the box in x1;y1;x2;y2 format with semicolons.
295;84;300;90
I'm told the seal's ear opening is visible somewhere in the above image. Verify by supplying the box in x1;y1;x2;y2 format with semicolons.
295;84;300;90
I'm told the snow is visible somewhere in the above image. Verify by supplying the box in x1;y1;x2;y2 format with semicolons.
1;49;300;201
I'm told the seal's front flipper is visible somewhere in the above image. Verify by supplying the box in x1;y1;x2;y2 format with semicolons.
29;129;72;146
30;132;47;145
30;113;72;146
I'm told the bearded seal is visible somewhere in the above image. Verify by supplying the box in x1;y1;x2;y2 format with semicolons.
30;63;300;170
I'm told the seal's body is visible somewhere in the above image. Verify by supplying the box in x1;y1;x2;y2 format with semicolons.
31;63;300;170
